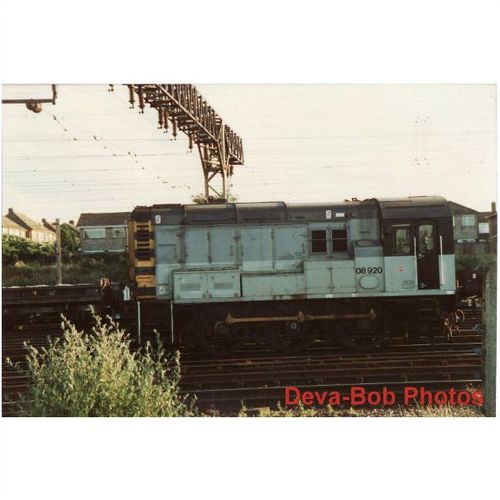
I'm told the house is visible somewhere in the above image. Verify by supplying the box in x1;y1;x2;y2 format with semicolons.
3;208;56;244
449;201;496;256
2;216;26;238
77;212;131;254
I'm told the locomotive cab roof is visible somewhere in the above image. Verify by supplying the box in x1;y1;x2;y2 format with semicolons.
373;196;451;219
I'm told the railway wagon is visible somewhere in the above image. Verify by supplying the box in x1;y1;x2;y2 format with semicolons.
2;284;104;329
129;196;457;352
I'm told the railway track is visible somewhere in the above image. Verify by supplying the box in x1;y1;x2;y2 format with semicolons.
181;349;481;410
180;313;482;411
2;309;483;416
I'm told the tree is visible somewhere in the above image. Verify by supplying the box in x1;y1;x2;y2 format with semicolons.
192;193;208;204
191;193;238;204
60;224;79;256
455;254;496;272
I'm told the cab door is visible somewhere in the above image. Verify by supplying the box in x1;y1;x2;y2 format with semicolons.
416;221;440;289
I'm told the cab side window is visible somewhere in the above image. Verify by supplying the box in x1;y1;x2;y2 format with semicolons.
311;230;327;253
332;229;348;252
393;226;411;255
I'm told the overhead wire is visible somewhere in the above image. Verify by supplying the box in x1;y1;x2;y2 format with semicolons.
4;94;199;199
3;84;495;218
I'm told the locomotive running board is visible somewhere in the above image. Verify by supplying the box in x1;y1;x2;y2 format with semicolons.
224;309;376;325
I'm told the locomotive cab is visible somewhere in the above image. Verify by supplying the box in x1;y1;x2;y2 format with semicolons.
377;197;455;295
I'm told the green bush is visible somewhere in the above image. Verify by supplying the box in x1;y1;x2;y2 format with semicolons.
8;315;196;417
2;235;56;266
60;224;79;255
2;255;129;286
2;229;80;266
455;254;496;272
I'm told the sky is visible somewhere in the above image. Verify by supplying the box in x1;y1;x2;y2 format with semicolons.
1;84;497;222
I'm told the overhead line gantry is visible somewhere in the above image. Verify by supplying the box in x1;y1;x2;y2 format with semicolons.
121;84;244;201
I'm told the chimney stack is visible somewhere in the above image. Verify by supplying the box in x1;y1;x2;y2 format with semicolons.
492;202;496;213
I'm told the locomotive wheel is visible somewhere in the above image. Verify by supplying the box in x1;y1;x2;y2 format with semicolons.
264;322;314;354
334;321;385;352
187;316;247;355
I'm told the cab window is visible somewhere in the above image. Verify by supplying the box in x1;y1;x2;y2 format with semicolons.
332;229;348;252
419;224;435;253
311;230;327;253
393;226;411;255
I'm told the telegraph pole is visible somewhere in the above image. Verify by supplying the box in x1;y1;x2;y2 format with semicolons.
56;218;63;285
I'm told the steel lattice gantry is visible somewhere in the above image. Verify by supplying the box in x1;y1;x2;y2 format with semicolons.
126;84;244;200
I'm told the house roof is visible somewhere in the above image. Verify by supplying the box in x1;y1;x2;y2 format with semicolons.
5;208;42;230
77;212;131;227
448;201;479;215
2;216;25;231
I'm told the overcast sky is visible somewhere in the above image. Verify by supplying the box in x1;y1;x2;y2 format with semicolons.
2;84;496;222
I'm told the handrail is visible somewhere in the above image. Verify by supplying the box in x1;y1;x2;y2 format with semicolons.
413;236;418;290
439;235;444;288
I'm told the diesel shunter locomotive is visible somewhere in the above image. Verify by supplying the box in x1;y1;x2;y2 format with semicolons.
129;196;458;352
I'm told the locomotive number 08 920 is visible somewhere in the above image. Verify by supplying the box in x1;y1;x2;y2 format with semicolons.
355;266;383;275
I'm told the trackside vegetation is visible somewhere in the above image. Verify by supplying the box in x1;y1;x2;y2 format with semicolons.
237;402;483;417
2;235;128;286
455;253;496;273
7;315;196;417
6;314;482;418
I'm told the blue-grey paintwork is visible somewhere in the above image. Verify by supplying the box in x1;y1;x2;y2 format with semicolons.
153;213;455;304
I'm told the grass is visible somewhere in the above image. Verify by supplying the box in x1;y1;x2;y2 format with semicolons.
237;401;484;417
